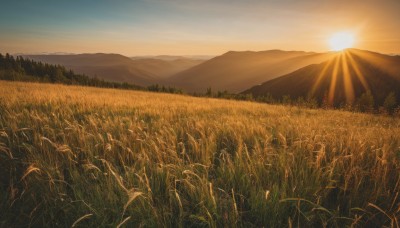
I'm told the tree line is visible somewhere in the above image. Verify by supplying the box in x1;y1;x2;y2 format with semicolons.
201;87;399;115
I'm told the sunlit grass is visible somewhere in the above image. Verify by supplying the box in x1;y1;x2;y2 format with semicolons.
1;81;400;227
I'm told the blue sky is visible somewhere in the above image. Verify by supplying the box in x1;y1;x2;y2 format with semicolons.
1;0;399;55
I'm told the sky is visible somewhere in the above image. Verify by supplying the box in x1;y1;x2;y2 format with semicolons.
0;0;399;56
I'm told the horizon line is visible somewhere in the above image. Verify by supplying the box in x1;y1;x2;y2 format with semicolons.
8;48;399;58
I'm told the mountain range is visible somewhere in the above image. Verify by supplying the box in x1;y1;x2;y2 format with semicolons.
22;49;400;106
167;50;335;93
23;54;204;86
23;50;336;92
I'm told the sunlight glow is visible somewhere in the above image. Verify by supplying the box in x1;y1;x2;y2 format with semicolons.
309;50;371;106
329;32;355;51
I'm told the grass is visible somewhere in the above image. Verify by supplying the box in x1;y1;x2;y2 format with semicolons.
1;81;400;227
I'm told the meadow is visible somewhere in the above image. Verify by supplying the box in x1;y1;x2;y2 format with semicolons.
1;81;399;227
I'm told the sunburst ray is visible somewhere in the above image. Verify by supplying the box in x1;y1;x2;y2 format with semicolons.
310;56;336;97
345;51;370;91
342;53;355;104
328;55;341;105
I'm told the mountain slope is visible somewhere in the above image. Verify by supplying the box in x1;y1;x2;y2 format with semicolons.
24;53;157;86
131;58;204;79
23;54;203;86
131;55;213;61
0;53;142;90
243;49;400;106
167;50;335;93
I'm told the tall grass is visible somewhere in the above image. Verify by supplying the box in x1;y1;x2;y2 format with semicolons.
1;81;399;227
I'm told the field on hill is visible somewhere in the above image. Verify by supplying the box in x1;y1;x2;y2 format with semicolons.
1;81;400;227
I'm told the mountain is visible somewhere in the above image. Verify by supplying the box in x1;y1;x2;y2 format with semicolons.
131;55;214;61
23;54;203;86
23;53;157;86
130;58;204;79
167;50;335;93
243;49;400;106
0;53;142;90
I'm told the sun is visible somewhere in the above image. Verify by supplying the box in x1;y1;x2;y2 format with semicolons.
329;32;355;51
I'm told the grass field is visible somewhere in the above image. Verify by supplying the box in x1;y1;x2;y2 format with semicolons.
1;81;400;227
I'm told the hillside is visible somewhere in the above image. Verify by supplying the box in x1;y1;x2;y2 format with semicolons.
23;53;156;86
1;81;399;227
23;54;203;86
131;55;213;61
0;53;142;90
167;50;335;93
244;49;400;106
130;58;204;79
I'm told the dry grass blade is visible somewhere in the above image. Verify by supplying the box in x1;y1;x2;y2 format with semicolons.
102;159;144;213
124;190;143;211
265;190;270;201
102;159;129;193
175;189;183;212
21;164;41;180
83;163;101;172
0;142;13;159
116;216;131;228
368;203;393;222
231;189;238;217
71;213;93;227
40;136;56;147
209;182;217;208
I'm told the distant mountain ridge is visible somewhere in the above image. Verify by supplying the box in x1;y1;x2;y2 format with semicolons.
23;53;204;86
0;53;143;90
166;50;335;93
129;58;204;79
22;49;400;105
23;53;156;86
243;49;400;106
131;55;214;61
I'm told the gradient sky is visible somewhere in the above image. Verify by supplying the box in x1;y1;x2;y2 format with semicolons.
1;0;399;55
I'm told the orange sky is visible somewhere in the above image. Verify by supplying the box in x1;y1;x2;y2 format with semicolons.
1;0;399;56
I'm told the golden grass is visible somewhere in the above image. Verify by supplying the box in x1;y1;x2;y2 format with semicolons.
1;81;400;227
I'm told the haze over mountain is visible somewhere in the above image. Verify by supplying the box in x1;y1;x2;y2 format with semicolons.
244;49;400;106
131;55;214;61
23;54;204;86
167;50;335;93
129;58;204;79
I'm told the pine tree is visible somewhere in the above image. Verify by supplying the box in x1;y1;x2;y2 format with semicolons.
357;91;375;113
383;92;397;114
